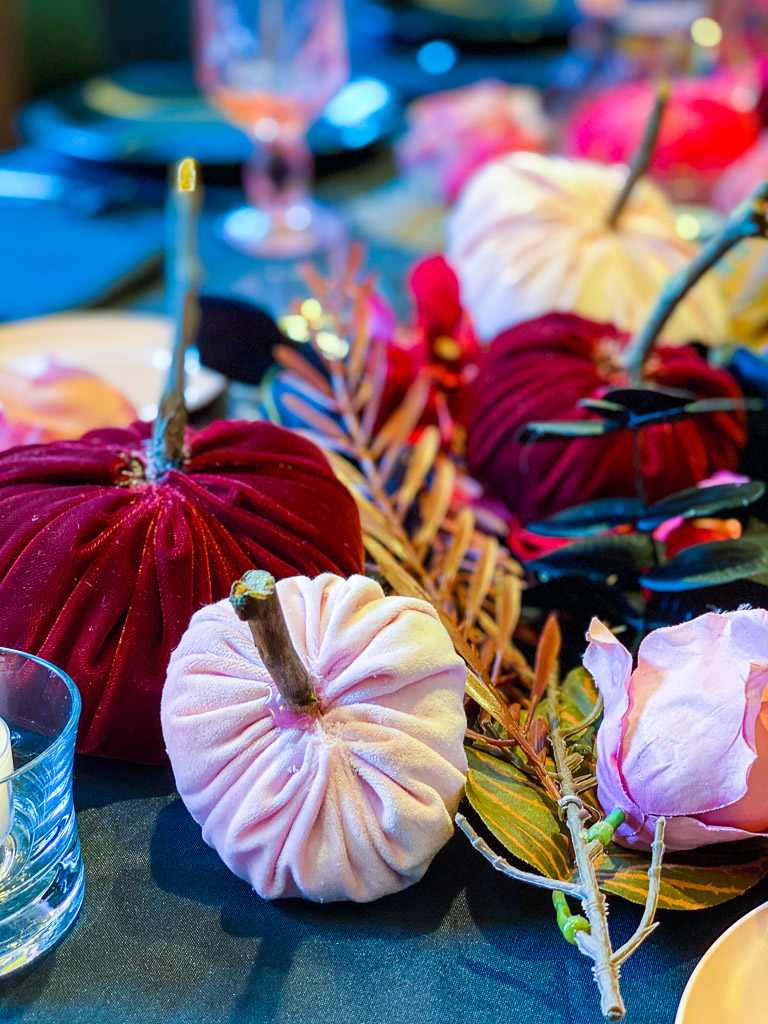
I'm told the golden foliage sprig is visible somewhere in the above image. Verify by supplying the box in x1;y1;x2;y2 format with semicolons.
272;250;666;1019
272;249;531;707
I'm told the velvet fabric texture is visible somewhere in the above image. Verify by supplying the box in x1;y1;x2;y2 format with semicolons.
0;421;364;764
585;613;768;851
446;150;728;344
162;574;468;903
463;313;746;522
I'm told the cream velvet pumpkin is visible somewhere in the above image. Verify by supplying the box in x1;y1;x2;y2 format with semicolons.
446;151;728;344
161;573;468;903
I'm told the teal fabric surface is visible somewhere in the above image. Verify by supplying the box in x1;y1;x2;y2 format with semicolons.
0;148;164;322
0;755;765;1024
0;201;163;321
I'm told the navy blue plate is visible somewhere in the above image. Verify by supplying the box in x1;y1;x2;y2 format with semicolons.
18;62;400;166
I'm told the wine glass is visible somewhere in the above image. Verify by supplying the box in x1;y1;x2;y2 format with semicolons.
194;0;350;257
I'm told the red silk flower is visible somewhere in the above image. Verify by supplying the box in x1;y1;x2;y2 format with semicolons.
464;313;746;522
0;420;364;764
405;256;480;437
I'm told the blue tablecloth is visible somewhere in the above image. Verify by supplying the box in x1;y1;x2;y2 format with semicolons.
0;755;765;1024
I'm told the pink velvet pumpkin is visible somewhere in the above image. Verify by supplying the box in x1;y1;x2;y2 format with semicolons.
161;572;468;903
0;420;364;764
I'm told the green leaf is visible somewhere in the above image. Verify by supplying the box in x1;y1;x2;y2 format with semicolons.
559;666;599;731
595;839;768;910
465;747;572;881
517;419;620;442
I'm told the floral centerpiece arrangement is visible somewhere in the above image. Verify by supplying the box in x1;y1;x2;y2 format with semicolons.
5;83;768;1020
244;97;768;1017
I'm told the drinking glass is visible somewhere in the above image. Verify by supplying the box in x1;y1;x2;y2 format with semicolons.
194;0;350;257
0;648;84;977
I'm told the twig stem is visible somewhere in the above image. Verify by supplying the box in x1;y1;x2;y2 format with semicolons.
548;673;625;1020
456;813;585;898
606;82;669;229
561;693;604;739
611;818;666;966
623;181;768;383
230;570;318;713
148;158;202;480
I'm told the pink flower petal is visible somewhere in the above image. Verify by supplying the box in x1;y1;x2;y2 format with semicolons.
584;619;640;825
616;810;767;851
620;610;768;817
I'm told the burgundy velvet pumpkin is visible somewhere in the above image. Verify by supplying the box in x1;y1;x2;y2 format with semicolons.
463;313;746;522
0;419;364;764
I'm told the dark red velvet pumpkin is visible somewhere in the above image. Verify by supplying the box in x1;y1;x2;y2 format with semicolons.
0;419;364;763
464;313;746;522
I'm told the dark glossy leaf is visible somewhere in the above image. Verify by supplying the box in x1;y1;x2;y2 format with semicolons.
637;481;766;530
646;580;768;628
517;419;621;443
527;497;645;537
524;578;645;645
465;747;572;880
642;537;768;592
527;533;655;588
596;838;768;910
522;393;760;444
578;397;630;421
630;397;761;430
601;386;695;415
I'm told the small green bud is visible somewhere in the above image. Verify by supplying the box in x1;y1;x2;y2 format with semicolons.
552;890;591;946
585;808;625;847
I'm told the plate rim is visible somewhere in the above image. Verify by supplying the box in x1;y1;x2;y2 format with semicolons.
674;897;768;1023
0;309;227;418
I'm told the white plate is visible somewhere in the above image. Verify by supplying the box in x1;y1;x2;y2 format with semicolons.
675;900;768;1023
0;311;226;421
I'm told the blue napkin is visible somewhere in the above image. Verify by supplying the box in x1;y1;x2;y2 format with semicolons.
0;148;165;321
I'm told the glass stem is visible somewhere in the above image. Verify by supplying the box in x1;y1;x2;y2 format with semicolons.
244;132;313;213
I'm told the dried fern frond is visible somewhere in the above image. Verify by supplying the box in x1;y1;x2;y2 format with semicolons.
268;249;533;730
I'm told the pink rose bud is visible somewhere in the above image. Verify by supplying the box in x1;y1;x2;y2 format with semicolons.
585;611;768;851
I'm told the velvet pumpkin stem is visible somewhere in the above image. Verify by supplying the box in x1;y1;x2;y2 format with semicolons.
606;80;669;229
624;179;768;383
148;157;202;480
230;570;319;713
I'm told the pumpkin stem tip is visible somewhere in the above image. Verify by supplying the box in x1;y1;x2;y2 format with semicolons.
229;570;318;713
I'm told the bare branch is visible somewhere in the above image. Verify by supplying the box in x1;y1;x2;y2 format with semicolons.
611;818;666;966
562;694;604;739
456;813;585;898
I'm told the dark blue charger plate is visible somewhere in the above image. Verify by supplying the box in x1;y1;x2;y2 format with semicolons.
18;62;401;166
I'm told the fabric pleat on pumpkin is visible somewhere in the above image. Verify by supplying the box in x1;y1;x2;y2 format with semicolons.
0;420;364;764
464;313;747;522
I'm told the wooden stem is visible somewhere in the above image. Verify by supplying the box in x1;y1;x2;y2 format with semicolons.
548;676;625;1020
611;818;666;967
230;570;318;712
456;813;585;898
624;181;768;383
606;81;669;229
148;157;202;481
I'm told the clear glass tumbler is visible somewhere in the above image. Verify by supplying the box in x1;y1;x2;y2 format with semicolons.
0;648;84;977
194;0;350;258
